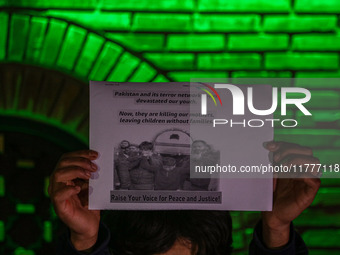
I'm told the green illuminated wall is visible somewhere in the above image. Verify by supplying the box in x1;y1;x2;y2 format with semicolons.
0;0;340;254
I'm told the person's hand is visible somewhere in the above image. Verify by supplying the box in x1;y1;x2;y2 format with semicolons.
262;141;321;249
48;150;100;251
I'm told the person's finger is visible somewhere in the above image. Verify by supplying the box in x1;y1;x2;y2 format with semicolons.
273;175;278;192
273;145;313;163
264;141;281;152
53;166;93;183
78;182;89;207
52;185;81;204
49;150;98;196
263;141;295;152
265;141;312;155
58;156;98;172
295;177;321;204
50;156;97;193
302;177;321;192
61;150;99;160
73;178;88;187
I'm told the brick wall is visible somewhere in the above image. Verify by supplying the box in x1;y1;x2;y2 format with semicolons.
1;0;340;254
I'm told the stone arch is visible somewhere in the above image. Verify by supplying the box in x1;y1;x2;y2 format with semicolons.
0;12;171;143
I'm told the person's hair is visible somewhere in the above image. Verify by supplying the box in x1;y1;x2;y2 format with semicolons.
162;157;176;167
103;210;233;255
192;140;207;145
139;141;153;151
192;140;211;151
120;140;130;149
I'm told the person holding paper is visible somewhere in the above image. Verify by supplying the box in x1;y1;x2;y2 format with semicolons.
50;141;320;255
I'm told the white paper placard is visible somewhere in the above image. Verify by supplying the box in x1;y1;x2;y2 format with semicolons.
89;81;273;210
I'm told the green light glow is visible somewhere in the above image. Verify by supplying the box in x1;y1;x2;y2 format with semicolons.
168;34;225;51
152;75;169;82
107;33;164;52
318;188;340;194
107;52;140;82
170;71;228;81
0;175;4;197
245;228;254;235
89;42;123;81
56;25;87;70
302;229;340;248
0;12;8;60
16;204;35;214
39;19;68;66
75;33;105;78
128;62;156;82
297;110;340;122
276;129;340;136
229;34;288;51
230;211;241;229
101;1;194;11
199;0;290;12
9;14;29;61
312;188;340;207
295;210;340;227
275;129;340;148
16;159;35;169
145;53;195;70
45;10;131;31
50;205;57;219
232;71;291;78
1;12;164;84
232;231;244;249
44;177;50;197
26;17;48;62
14;248;35;255
132;13;192;32
0;221;4;241
43;221;52;242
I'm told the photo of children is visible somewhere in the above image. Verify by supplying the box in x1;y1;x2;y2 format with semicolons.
113;129;220;192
